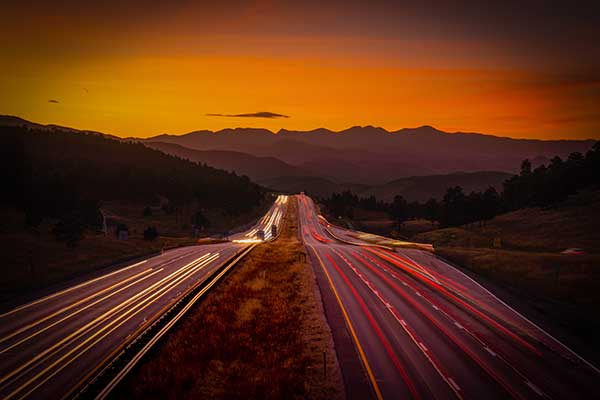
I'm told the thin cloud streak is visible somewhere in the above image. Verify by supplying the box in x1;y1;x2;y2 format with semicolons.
206;111;290;119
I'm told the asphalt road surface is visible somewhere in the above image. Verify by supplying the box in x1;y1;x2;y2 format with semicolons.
0;195;287;400
298;193;599;399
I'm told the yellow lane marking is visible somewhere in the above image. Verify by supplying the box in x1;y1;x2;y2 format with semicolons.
0;260;149;319
307;244;383;400
0;253;218;387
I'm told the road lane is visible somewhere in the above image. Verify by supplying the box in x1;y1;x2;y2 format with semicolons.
298;193;599;399
0;195;288;399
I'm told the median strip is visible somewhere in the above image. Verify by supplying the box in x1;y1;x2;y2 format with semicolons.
110;197;344;400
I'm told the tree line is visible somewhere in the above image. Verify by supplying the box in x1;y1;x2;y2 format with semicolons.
1;126;265;245
321;142;600;228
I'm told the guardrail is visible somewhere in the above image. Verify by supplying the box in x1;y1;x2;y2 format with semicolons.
318;215;433;252
321;223;395;251
71;244;257;400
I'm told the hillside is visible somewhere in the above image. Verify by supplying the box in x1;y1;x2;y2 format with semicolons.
3;116;594;188
258;176;368;197
362;171;512;202
0;125;267;298
414;190;600;253
261;171;510;201
143;124;594;184
145;141;310;181
410;191;600;354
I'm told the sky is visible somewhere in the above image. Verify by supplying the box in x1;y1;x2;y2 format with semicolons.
1;0;599;139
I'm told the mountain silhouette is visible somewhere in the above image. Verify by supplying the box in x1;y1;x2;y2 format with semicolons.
142;124;594;184
3;116;594;196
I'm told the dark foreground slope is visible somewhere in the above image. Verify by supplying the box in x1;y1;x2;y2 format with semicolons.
0;125;266;298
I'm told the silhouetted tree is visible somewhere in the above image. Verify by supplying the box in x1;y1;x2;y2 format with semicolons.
424;198;440;225
442;186;467;227
481;187;501;223
321;142;600;230
144;226;159;241
390;195;408;228
192;210;210;229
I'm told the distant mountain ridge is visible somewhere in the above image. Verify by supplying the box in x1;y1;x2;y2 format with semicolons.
141;124;594;185
145;142;310;181
0;115;121;140
361;171;512;202
2;115;595;200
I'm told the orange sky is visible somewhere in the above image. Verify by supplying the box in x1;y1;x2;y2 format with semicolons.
2;1;599;139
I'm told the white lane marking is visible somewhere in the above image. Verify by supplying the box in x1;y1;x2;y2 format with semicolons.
454;322;464;329
0;253;219;388
0;260;148;318
525;380;545;396
430;251;600;374
432;305;439;311
484;346;497;357
448;377;461;391
336;248;464;400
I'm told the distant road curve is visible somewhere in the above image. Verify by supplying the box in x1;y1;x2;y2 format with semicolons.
0;195;288;400
298;193;599;399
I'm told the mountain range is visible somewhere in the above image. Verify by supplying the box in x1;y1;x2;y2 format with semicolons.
143;125;594;185
2;115;595;200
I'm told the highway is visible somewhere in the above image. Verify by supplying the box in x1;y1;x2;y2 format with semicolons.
0;195;288;400
298;194;599;399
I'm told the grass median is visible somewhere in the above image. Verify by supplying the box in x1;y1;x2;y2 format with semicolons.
114;197;344;399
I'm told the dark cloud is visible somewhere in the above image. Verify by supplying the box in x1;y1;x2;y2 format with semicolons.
206;111;289;119
48;99;59;103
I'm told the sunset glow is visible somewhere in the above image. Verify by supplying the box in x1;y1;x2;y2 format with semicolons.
2;1;599;139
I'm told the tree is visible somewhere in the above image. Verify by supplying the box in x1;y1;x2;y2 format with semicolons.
192;210;210;229
144;226;159;241
442;186;467;227
424;198;439;225
520;159;532;176
390;195;408;228
53;212;85;247
481;187;501;223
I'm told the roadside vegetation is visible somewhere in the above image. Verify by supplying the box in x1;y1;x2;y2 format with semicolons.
114;197;344;400
320;142;599;230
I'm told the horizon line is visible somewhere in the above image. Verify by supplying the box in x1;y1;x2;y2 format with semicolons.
1;114;597;142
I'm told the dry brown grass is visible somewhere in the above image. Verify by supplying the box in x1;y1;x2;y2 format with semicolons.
0;228;194;304
437;247;600;306
0;199;268;303
115;197;344;400
437;246;600;353
416;192;600;253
